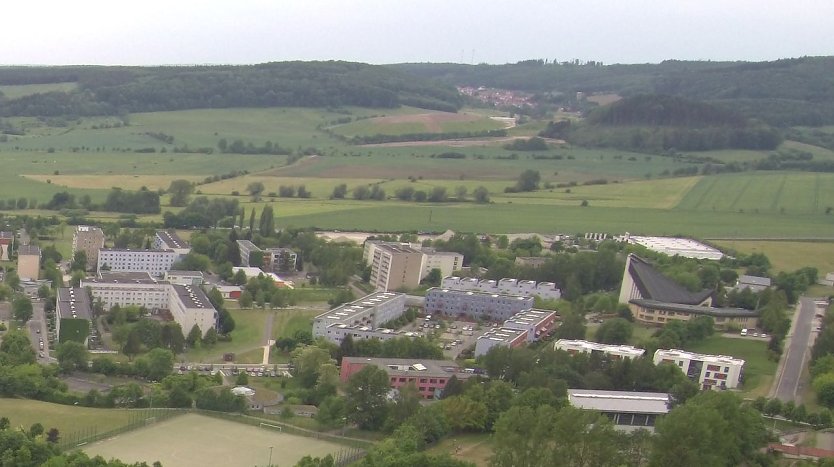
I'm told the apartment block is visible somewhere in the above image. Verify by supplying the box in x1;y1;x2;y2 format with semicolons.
17;245;40;280
502;308;558;342
236;240;262;267
441;276;561;300
340;357;473;399
424;287;534;321
370;244;424;292
474;327;528;357
313;292;407;343
153;230;191;259
72;226;105;271
421;250;463;279
653;349;745;390
168;284;218;337
97;248;177;276
554;339;646;360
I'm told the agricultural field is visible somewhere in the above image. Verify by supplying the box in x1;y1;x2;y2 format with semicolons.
0;82;78;99
328;111;507;137
712;240;834;274
83;413;349;467
685;336;776;397
0;398;135;435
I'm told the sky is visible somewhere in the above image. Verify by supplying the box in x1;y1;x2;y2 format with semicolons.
3;0;834;66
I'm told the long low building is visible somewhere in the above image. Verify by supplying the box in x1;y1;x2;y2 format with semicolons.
475;327;529;357
313;292;407;344
629;299;759;330
340;357;473;399
653;349;745;390
97;248;178;276
568;389;671;432
441;276;562;301
425;287;534;322
474;309;558;357
554;339;646;360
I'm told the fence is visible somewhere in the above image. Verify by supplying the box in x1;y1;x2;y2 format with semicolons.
58;408;184;451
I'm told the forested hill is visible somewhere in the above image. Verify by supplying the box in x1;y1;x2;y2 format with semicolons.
391;57;834;126
0;61;463;116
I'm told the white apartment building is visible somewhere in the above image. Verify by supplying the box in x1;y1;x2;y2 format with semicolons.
72;225;105;270
237;240;262;267
97;248;178;276
503;309;558;342
653;349;745;390
421;250;463;279
554;339;646;360
424;288;534;321
313;292;407;343
474;327;528;357
168;284;218;337
441;276;562;300
153;230;191;259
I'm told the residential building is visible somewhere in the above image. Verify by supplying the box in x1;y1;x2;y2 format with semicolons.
17;245;40;280
313;292;407;343
502;309;558;342
340;357;473;399
72;226;105;270
421;249;463;279
734;275;772;293
0;231;13;261
263;248;298;273
441;276;561;300
653;349;745;390
168;284;217;337
370;243;424;292
568;389;670;432
97;248;177;276
554;339;646;360
55;287;93;345
153;230;191;259
425;287;534;321
236;240;262;267
164;270;204;286
474;327;528;357
621;234;724;260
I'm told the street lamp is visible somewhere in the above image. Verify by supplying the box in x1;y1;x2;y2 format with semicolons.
268;446;273;467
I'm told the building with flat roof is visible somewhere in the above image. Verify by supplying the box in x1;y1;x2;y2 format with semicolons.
629;299;759;330
263;248;298;273
735;275;772;293
568;389;670;432
236;240;262;267
164;270;204;286
653;349;745;390
421;250;463;279
554;339;646;360
441;276;561;301
72;226;105;271
370;243;424;292
55;287;93;345
340;357;473;399
425;287;534;322
17;245;40;280
97;248;177;276
0;231;14;261
474;327;528;357
169;284;217;337
623;235;723;260
313;292;407;343
153;230;191;259
502;309;558;342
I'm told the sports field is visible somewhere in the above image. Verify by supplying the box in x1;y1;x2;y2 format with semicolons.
0;398;136;435
84;413;348;467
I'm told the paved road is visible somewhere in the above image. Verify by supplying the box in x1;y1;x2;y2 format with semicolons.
26;300;53;363
774;297;819;402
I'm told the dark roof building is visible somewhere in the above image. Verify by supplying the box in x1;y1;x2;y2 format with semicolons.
568;389;670;432
620;254;712;305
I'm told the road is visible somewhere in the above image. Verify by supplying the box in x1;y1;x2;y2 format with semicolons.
26;300;54;364
773;297;819;402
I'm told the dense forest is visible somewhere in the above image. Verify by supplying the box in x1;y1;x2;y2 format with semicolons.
0;61;463;116
391;57;834;126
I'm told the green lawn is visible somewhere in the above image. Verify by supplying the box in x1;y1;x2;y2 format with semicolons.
272;308;320;340
0;398;136;435
426;433;493;467
183;309;268;363
685;336;776;397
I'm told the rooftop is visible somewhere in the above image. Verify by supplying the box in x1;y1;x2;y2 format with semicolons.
100;248;175;253
626;236;723;260
236;240;261;251
478;327;528;343
568;389;671;415
85;271;162;285
56;287;93;320
18;245;40;256
166;270;204;277
626;255;713;305
342;357;468;378
738;275;772;287
504;309;558;327
172;284;214;310
75;225;103;233
555;339;646;356
156;230;189;249
376;243;422;254
654;348;745;366
315;292;404;322
630;299;760;318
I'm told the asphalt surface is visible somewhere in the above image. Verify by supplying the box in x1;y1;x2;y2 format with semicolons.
774;297;818;402
25;300;53;363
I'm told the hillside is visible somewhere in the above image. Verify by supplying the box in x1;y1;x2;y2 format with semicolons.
391;57;834;126
0;61;463;116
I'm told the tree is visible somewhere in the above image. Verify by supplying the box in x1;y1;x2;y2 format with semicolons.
421;268;442;286
236;371;249;386
168;179;194;207
46;428;59;444
259;205;275;237
145;348;174;381
247;181;265;200
454;186;467;201
595;318;633;344
203;327;219;346
12;295;33;322
0;329;36;365
122;330;142;360
331;183;348;199
345;365;390;430
29;423;44;438
55;341;89;373
514;169;541;192
70;251;88;272
473;186;490;203
428;186;448;202
186;324;202;348
292;345;334;388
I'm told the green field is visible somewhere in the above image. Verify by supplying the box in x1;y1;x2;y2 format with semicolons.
184;309;268;363
330;110;507;137
272;308;321;340
685;336;776;397
84;413;349;467
0;398;136;435
712;240;834;274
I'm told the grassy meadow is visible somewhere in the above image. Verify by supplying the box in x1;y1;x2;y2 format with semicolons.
712;240;834;274
0;398;136;435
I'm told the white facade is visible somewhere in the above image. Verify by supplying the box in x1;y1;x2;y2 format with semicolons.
153;230;191;259
168;284;217;336
441;276;561;300
653;349;744;390
313;292;407;343
554;339;646;360
422;251;463;279
97;249;177;276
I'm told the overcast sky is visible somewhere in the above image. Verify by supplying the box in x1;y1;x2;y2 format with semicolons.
3;0;833;66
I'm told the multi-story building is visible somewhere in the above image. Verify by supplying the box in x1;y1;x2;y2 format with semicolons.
568;389;670;432
72;226;105;270
421;250;463;279
236;240;262;267
164;270;204;286
339;357;473;399
474;327;528;357
653;349;745;390
441;276;561;301
425;287;534;321
263;248;298;272
97;248;177;276
153;230;191;259
370;244;424;292
168;284;218;337
313;292;406;343
0;231;13;261
502;309;558;342
55;287;93;345
17;245;40;280
554;339;646;360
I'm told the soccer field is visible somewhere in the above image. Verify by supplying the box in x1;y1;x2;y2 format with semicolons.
83;413;349;467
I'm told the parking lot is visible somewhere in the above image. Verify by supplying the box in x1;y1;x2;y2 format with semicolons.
406;316;490;359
